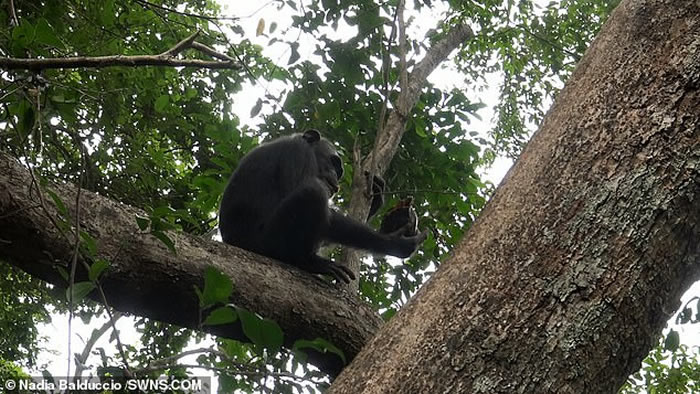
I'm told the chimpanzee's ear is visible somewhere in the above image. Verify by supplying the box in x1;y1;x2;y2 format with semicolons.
302;129;321;143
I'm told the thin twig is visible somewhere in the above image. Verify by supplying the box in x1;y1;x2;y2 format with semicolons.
385;188;482;196
9;0;19;26
92;282;132;375
161;30;201;57
74;313;123;379
134;0;240;22
67;146;84;378
191;41;234;61
397;0;408;95
0;84;21;101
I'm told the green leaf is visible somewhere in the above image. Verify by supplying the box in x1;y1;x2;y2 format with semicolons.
11;21;35;50
99;0;116;27
154;95;170;113
293;337;346;365
66;282;96;303
185;87;198;99
288;42;300;65
199;267;233;308
34;18;63;48
414;118;428;138
203;306;238;326
45;189;68;216
152;230;176;254
237;307;283;354
89;259;110;282
80;231;97;256
41;369;55;385
664;329;680;352
56;266;69;282
135;216;150;231
250;98;263;117
676;307;692;324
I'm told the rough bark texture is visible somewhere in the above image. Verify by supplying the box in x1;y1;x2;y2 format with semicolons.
0;152;382;377
330;1;700;393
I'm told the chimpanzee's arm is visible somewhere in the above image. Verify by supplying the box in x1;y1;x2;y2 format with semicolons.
325;211;426;258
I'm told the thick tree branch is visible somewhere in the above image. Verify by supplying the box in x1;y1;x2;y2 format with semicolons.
0;152;382;377
0;32;240;71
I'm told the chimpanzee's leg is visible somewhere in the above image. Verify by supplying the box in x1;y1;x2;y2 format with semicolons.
261;179;330;262
260;179;355;283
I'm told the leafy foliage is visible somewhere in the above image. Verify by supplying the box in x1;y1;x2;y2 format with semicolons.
0;265;53;367
620;341;700;394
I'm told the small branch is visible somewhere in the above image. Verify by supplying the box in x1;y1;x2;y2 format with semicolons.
395;23;474;117
67;148;84;378
161;30;200;57
74;313;123;378
0;55;239;71
516;24;580;60
0;31;240;71
134;0;240;22
191;42;235;61
397;0;408;96
386;188;483;196
9;0;19;26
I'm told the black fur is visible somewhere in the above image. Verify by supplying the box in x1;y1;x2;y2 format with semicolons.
366;172;385;220
219;129;427;283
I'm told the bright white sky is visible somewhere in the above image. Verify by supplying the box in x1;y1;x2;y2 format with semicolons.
34;0;698;389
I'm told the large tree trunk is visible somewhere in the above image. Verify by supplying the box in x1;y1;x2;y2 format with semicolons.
329;1;699;393
0;153;381;377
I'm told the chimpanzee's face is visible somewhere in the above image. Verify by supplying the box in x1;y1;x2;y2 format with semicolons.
314;139;343;196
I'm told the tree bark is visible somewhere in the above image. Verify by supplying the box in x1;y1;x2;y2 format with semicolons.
0;152;381;377
329;0;700;393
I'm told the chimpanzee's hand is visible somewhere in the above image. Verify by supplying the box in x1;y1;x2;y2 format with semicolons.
389;230;429;258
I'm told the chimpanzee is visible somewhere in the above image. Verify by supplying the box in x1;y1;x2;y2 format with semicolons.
218;129;427;283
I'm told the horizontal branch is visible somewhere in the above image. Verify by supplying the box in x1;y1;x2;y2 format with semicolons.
0;152;380;377
0;54;240;71
0;31;240;71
